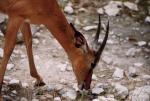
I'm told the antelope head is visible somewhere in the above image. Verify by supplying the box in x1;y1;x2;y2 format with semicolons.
70;15;109;90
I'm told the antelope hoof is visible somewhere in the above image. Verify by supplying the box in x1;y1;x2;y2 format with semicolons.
34;80;46;87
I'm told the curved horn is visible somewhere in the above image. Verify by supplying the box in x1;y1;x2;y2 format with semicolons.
94;14;101;44
94;20;109;65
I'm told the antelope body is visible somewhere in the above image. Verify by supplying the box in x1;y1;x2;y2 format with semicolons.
0;0;109;98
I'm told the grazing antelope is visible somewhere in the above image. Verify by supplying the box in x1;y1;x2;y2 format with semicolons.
0;0;109;98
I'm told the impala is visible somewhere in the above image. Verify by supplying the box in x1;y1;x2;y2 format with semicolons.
0;0;109;98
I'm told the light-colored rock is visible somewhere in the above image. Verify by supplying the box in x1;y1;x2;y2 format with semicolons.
92;99;100;101
113;68;124;80
98;96;117;101
131;86;150;101
124;2;138;11
104;1;122;16
83;25;97;31
134;62;144;67
92;87;104;95
9;79;20;85
0;48;4;58
22;82;29;88
97;8;104;14
145;16;150;23
33;38;40;44
92;74;98;80
126;48;137;57
47;84;55;92
128;66;137;77
64;5;74;14
114;83;128;99
7;63;15;70
73;83;79;91
141;75;150;80
137;41;147;47
32;99;39;101
21;97;28;101
102;56;113;65
54;97;61;101
62;89;77;100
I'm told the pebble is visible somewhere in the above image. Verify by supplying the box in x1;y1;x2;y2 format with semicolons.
7;63;15;70
113;68;124;80
0;48;4;58
131;86;150;101
137;41;147;47
64;5;74;14
92;74;98;80
54;97;61;101
114;83;129;99
97;8;104;14
104;1;122;16
33;38;40;44
9;79;20;85
46;84;55;92
102;56;113;65
92;99;100;101
92;87;104;95
141;75;150;80
22;82;29;88
21;97;28;101
145;16;150;23
62;89;77;100
134;62;144;67
126;48;137;57
32;99;39;101
128;66;138;77
123;2;138;11
98;96;117;101
83;25;97;31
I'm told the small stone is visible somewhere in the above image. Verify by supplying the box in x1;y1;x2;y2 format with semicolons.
40;96;47;100
83;25;97;31
54;97;61;101
45;94;53;99
128;66;137;77
92;74;98;80
62;89;77;100
22;82;29;88
98;96;117;101
92;87;104;95
73;83;79;91
131;86;150;101
4;76;11;82
124;2;138;11
137;41;147;47
126;48;136;57
102;56;113;65
113;68;124;80
97;8;104;14
141;75;150;80
104;1;122;16
134;62;144;67
33;39;40;44
32;99;39;101
47;84;55;92
92;99;100;101
64;5;74;14
9;79;20;85
7;63;15;70
12;90;17;94
0;48;4;58
145;16;150;23
21;97;28;101
114;83;128;99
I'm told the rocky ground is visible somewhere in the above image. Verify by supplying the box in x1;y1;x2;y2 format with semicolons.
0;0;150;101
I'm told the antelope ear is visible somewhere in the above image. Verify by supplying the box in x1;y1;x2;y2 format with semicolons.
70;23;86;48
